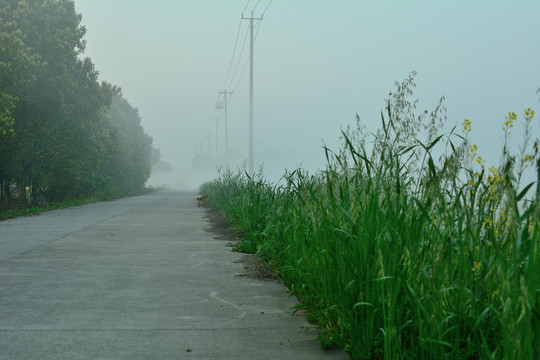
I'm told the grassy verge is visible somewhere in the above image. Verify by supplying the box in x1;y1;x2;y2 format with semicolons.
201;75;539;359
0;187;158;221
0;198;98;220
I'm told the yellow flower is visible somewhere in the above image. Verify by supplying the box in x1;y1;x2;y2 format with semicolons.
462;119;472;134
524;108;535;122
523;154;535;168
503;112;517;132
476;156;485;166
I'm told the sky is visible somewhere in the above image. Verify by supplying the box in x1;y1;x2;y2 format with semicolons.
74;0;540;188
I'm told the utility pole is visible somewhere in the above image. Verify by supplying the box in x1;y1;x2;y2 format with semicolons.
216;90;232;168
214;117;219;160
242;11;263;175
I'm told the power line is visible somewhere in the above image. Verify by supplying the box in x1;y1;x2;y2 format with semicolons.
223;0;272;92
226;23;250;90
232;20;262;93
232;53;249;93
261;0;273;16
252;0;262;12
221;19;243;90
242;0;251;14
252;0;272;16
223;0;265;90
213;0;271;173
253;14;263;42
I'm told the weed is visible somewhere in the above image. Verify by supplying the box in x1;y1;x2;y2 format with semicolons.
201;74;539;359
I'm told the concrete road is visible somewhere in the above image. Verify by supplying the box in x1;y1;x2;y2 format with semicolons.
0;191;347;359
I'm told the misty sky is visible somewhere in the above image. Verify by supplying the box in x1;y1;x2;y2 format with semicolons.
74;0;540;187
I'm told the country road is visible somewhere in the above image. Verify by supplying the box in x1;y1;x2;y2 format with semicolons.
0;191;347;359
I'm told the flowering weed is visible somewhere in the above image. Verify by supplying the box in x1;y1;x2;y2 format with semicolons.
201;75;539;359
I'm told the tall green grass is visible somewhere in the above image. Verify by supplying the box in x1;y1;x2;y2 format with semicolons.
201;74;539;359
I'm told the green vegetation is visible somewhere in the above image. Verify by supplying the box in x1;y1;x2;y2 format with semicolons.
0;197;94;221
0;186;158;221
201;73;539;359
0;0;155;215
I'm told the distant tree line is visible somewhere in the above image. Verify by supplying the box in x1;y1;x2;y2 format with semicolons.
0;0;155;208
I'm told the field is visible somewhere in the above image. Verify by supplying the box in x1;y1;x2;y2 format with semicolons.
201;75;539;359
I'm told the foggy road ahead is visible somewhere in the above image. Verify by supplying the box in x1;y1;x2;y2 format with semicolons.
0;191;346;359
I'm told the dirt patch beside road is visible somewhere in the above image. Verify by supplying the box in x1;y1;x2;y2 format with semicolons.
203;208;282;283
203;208;244;247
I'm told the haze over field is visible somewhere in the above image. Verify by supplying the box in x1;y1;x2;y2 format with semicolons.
75;0;540;188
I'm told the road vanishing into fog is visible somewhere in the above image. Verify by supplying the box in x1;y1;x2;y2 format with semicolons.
0;191;347;360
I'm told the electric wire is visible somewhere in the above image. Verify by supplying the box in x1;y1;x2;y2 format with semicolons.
232;54;249;93
232;20;262;93
261;0;273;16
221;0;252;92
221;18;243;90
253;19;263;46
221;0;272;97
226;23;250;90
252;0;262;13
242;0;251;14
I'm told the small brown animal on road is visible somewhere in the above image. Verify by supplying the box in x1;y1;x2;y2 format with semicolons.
196;194;208;207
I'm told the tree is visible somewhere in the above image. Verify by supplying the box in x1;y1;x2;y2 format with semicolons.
97;94;153;196
0;0;154;205
0;0;114;200
0;9;41;143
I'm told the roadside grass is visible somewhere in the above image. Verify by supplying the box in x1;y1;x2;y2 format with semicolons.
200;75;539;359
0;187;159;221
0;198;98;220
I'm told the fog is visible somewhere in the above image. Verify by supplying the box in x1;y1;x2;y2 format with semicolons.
74;0;540;189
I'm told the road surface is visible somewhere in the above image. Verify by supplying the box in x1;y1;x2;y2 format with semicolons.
0;191;347;359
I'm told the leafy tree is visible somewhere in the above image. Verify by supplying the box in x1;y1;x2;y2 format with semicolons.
150;148;172;174
0;0;96;199
0;0;154;205
0;93;16;142
0;7;41;143
97;94;153;197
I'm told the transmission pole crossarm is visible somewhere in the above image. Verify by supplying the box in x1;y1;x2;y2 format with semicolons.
241;13;263;21
217;90;233;168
